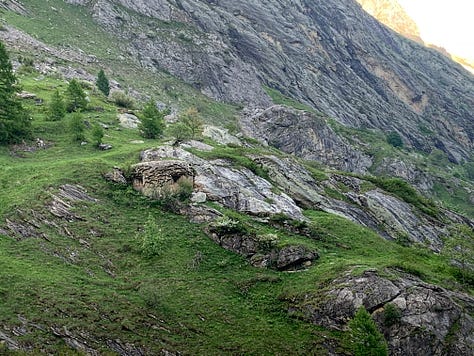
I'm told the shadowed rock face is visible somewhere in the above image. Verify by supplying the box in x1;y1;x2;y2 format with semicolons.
67;0;473;162
240;105;372;173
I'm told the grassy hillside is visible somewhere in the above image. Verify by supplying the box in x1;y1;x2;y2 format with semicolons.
0;66;471;354
1;1;473;354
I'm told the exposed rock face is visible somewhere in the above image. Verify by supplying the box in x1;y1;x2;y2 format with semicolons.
206;223;318;270
0;0;27;15
132;160;195;198
253;155;455;250
66;0;474;162
139;145;304;220
289;270;474;355
241;105;372;173
374;157;434;192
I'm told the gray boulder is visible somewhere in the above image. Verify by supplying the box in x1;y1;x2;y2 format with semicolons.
117;113;140;129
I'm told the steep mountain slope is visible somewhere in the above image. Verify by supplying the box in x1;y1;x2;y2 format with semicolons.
65;0;474;163
357;0;474;74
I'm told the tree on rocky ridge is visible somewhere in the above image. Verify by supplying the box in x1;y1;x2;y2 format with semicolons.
96;69;110;97
0;40;31;144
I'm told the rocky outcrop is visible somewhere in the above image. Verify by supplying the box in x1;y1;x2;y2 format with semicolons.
241;105;372;173
253;155;453;250
49;184;98;221
65;0;474;162
289;269;474;355
0;0;27;15
202;125;241;146
134;145;468;250
207;221;318;270
139;145;304;220
103;167;128;185
373;157;434;192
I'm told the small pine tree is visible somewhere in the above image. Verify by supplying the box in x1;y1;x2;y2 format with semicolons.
96;69;110;97
0;40;32;144
48;89;66;121
180;107;203;139
66;78;87;112
91;124;104;147
69;113;86;142
138;99;165;139
348;306;388;356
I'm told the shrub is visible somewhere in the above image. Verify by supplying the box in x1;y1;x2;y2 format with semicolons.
386;131;403;148
383;303;401;327
167;122;192;144
348;306;388;356
179;107;203;139
91;124;104;147
209;216;248;235
110;90;135;109
256;233;279;250
152;179;193;212
137;214;167;257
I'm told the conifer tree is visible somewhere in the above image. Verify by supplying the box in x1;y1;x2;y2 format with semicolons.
348;306;388;356
69;112;86;142
0;41;31;144
138;99;165;139
96;69;110;97
66;78;87;112
48;89;66;121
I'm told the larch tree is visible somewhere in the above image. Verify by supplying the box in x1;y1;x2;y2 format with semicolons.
66;78;87;112
96;69;110;97
0;40;31;144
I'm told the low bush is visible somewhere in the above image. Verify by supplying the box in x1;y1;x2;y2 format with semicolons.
209;215;248;235
383;303;401;327
110;90;135;109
